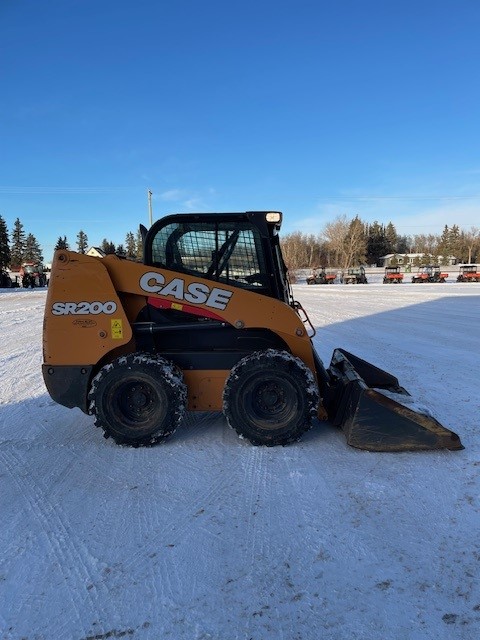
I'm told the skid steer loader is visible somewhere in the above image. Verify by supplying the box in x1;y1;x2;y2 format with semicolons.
42;211;463;451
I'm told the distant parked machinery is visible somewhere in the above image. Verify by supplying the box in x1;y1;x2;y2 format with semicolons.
412;265;448;283
343;266;368;284
20;262;47;288
456;264;480;283
306;267;336;285
383;266;404;284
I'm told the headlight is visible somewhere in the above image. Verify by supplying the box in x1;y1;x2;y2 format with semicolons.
265;212;282;223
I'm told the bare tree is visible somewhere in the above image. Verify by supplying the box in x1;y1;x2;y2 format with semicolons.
322;215;350;267
280;232;320;270
342;216;367;268
321;215;367;268
411;233;438;255
463;226;480;263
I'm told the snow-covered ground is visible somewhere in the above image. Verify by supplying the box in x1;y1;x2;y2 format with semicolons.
1;282;479;640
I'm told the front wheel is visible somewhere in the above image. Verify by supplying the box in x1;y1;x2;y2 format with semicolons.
89;353;187;446
223;350;319;446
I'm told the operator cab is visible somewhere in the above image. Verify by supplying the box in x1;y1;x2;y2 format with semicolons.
143;211;291;303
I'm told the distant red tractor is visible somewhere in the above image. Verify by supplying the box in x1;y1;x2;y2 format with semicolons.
19;262;48;288
383;266;404;284
456;264;480;283
412;265;448;283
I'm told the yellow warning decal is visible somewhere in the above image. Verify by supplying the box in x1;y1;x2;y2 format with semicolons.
111;319;123;339
171;303;183;311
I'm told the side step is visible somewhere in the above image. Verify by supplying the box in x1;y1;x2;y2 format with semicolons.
324;349;463;452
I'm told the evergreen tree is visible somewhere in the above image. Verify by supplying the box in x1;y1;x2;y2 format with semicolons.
385;222;398;253
54;236;69;250
423;253;433;265
116;244;126;257
436;224;462;265
0;215;10;269
366;221;390;265
437;225;450;264
449;225;461;261
76;230;88;254
396;235;409;254
24;233;44;263
101;238;116;254
125;231;136;259
10;218;26;268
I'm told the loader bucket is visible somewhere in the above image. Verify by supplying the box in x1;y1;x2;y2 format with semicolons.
325;349;463;452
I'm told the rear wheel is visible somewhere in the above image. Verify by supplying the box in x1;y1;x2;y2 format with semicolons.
89;353;187;446
223;349;319;446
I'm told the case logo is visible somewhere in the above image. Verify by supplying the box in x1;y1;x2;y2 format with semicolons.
139;271;233;311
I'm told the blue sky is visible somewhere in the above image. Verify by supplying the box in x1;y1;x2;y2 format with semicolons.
1;0;479;260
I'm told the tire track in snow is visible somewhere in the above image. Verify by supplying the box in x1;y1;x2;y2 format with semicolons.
0;449;118;637
239;447;313;640
241;447;271;567
0;450;89;636
0;302;45;320
117;466;232;604
232;444;336;640
0;334;44;414
0;291;45;412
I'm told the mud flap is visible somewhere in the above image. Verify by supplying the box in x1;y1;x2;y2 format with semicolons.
325;349;463;452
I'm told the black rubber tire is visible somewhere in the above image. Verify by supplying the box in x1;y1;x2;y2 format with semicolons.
223;349;319;446
88;353;187;446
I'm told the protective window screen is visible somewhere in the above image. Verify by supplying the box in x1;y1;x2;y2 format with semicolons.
151;221;268;289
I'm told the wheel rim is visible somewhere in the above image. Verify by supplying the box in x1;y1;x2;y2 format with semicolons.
243;374;299;430
117;381;157;422
108;375;167;434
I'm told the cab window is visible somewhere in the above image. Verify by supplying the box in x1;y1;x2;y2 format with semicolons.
150;221;270;292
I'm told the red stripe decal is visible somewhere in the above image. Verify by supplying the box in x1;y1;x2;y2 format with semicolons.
147;296;224;321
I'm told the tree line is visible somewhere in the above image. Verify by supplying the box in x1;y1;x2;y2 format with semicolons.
0;214;146;271
53;229;144;260
2;213;479;273
0;216;44;270
280;215;480;270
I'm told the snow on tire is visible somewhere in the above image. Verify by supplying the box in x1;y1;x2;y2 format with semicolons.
88;353;187;447
223;349;319;446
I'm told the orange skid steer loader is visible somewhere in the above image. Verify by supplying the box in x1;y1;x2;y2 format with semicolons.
42;212;462;451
